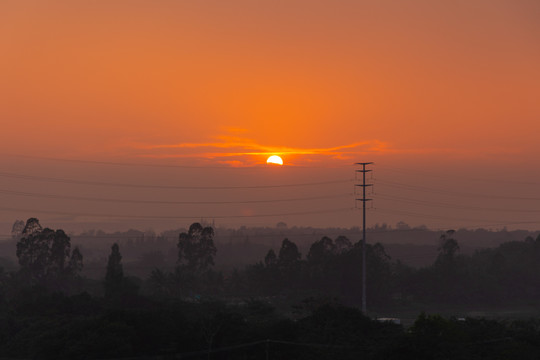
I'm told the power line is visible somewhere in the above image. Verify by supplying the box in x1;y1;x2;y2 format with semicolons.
374;208;504;223
0;205;353;220
0;171;350;190
375;179;540;201
1;153;259;169
379;165;540;186
0;188;351;205
1;226;536;242
373;208;540;228
374;193;540;213
2;226;533;240
1;153;214;168
0;153;356;169
0;227;471;240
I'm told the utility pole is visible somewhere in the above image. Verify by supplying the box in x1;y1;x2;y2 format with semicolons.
355;162;373;314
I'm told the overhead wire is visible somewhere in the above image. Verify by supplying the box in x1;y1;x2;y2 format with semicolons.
2;160;540;231
374;178;540;201
379;165;540;185
2;153;218;168
369;173;540;230
0;205;353;220
372;208;540;229
0;163;353;226
374;193;540;213
0;153;355;169
372;207;535;225
0;227;443;240
0;171;351;190
4;223;536;241
0;188;351;205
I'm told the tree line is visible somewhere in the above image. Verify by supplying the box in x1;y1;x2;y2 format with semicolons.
3;218;540;358
6;219;540;308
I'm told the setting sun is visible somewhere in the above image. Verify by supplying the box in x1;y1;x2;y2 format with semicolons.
266;155;283;165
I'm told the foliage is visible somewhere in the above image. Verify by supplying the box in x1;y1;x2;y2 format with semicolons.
7;221;540;358
264;249;277;267
177;223;217;272
436;229;460;266
103;243;140;301
104;243;124;298
15;218;83;291
10;219;25;239
278;238;301;268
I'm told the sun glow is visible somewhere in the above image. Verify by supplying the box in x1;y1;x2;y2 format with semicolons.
266;155;283;165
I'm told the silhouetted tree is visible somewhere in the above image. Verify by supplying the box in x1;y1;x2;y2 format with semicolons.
177;223;217;272
11;219;24;239
68;247;84;276
436;230;459;266
15;218;83;289
366;243;393;303
412;230;471;303
264;249;277;267
278;238;301;268
49;229;71;274
147;268;178;298
307;236;335;263
263;249;281;294
104;243;123;298
334;235;352;254
337;242;394;305
276;238;301;289
16;229;49;283
23;217;43;236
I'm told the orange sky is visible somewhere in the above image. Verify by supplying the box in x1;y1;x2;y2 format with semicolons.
1;1;540;231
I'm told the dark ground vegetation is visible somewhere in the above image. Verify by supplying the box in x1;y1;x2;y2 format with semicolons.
3;218;540;359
